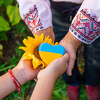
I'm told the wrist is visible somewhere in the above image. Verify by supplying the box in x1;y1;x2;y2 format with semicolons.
35;26;55;41
63;31;81;51
12;66;27;86
38;68;58;82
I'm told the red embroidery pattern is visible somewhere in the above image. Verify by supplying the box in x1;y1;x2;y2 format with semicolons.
23;5;43;34
70;9;100;44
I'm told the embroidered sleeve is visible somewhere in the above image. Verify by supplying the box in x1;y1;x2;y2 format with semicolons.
69;0;100;44
17;0;52;35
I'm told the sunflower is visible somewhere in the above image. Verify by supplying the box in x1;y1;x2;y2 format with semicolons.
19;33;58;69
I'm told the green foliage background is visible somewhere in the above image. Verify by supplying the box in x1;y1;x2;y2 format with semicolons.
0;0;88;100
0;0;21;41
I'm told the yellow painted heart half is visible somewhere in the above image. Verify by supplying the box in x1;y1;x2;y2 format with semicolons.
38;43;65;66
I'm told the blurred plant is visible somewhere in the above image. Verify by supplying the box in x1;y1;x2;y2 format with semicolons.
0;0;21;41
52;76;68;100
79;85;88;100
0;44;3;57
78;61;85;74
0;42;23;73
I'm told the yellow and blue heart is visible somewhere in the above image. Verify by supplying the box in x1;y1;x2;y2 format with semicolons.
38;43;65;66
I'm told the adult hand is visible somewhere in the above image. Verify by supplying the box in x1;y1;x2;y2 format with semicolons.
35;26;55;41
17;26;55;82
59;31;81;76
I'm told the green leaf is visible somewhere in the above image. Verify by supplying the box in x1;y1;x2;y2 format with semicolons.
4;0;13;7
0;64;15;71
0;0;4;6
0;44;3;50
0;51;3;57
0;16;11;31
7;5;21;26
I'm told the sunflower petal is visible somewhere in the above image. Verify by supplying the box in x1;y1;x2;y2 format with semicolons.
34;34;39;40
19;46;33;53
22;52;32;59
27;36;35;45
51;40;54;45
23;38;33;47
32;55;44;69
55;42;58;45
19;46;27;51
44;36;50;43
34;34;41;46
39;33;44;44
46;38;52;44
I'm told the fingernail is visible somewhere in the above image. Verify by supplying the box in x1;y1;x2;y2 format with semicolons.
69;71;72;76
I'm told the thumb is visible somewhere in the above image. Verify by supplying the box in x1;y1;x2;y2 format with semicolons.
61;53;69;62
59;53;69;68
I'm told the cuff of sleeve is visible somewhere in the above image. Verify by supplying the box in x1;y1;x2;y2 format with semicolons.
69;26;92;44
69;9;100;44
22;5;52;35
69;25;100;44
24;18;52;35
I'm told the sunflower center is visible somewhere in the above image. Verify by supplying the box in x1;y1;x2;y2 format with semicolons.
33;46;41;60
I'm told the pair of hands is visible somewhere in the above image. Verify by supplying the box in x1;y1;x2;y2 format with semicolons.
16;53;69;83
17;26;81;83
35;26;81;76
0;27;80;99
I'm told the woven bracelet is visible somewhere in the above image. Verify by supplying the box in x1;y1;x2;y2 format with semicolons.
8;69;22;93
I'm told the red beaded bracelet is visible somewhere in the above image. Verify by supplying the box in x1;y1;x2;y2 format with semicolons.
8;69;22;93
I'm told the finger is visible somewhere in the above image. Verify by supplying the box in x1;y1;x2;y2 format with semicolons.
61;53;69;62
60;53;69;71
38;65;44;70
34;79;38;82
65;61;69;69
66;57;75;76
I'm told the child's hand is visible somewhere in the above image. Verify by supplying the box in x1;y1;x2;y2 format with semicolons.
30;54;69;100
0;57;43;99
15;53;69;84
38;53;69;80
15;58;42;83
